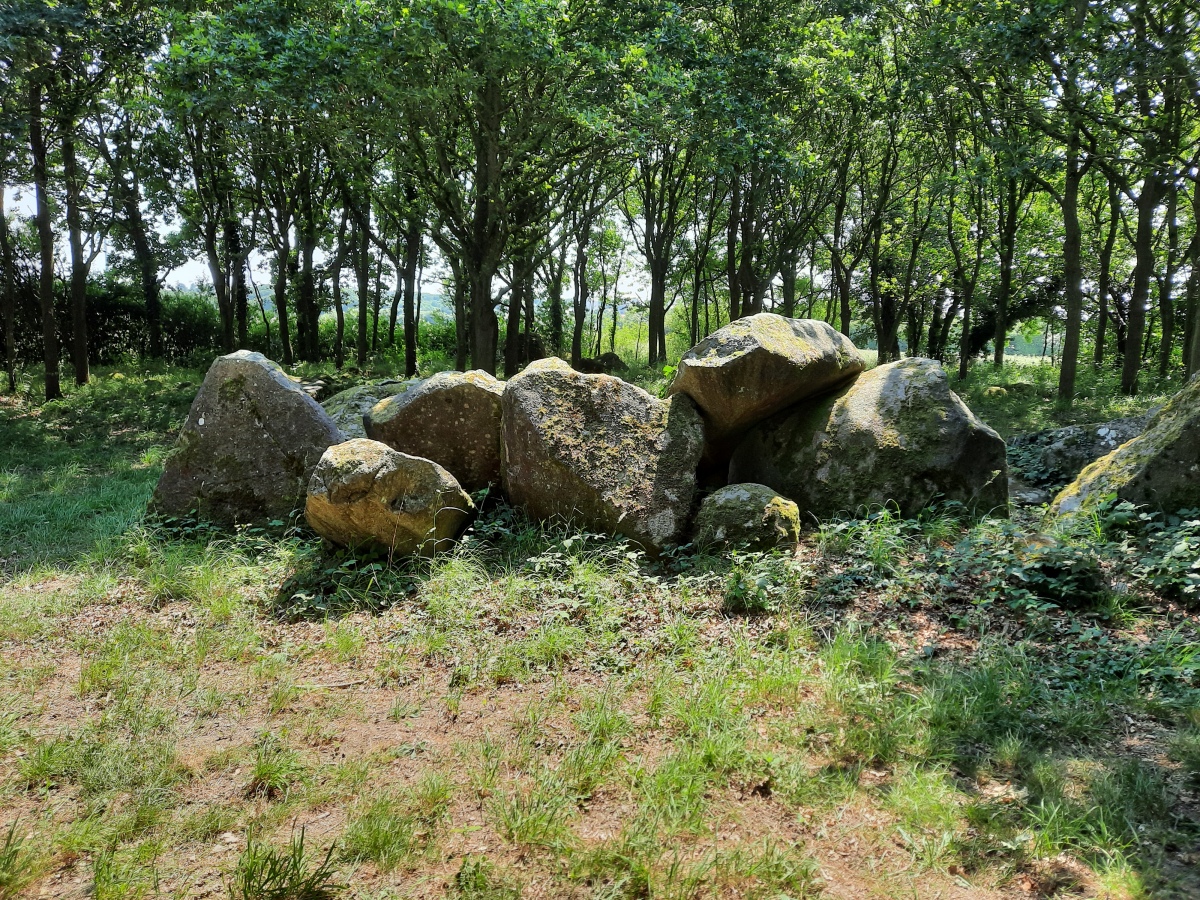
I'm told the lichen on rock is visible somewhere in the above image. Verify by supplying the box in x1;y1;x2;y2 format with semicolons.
151;350;344;524
1051;375;1200;517
305;439;474;555
668;314;865;459
501;358;704;553
321;380;415;439
694;483;801;549
364;370;505;493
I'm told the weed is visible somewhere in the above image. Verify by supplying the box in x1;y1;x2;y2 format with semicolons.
0;821;42;899
453;857;519;900
246;734;306;800
226;829;337;900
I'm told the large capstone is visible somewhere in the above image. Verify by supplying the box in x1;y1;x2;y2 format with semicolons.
501;358;704;552
151;351;344;524
305;439;474;555
694;483;801;549
729;358;1008;519
364;371;504;494
321;380;413;439
669;314;865;452
1052;376;1200;517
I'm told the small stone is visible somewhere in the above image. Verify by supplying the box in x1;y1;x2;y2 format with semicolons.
694;483;801;549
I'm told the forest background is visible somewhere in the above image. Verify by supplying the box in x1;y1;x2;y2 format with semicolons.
1;0;1198;399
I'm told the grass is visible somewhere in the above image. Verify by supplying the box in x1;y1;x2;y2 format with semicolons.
0;359;1197;898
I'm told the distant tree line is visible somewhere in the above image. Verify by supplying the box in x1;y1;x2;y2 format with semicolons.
1;0;1198;401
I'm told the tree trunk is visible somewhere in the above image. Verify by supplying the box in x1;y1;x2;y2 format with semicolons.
571;240;589;367
1094;179;1119;368
273;236;293;367
1185;181;1200;378
993;177;1018;368
1056;132;1084;404
355;217;369;368
402;222;420;377
30;83;61;400
1122;175;1162;395
0;187;16;392
62;131;89;386
1157;181;1179;378
119;173;162;358
230;227;249;350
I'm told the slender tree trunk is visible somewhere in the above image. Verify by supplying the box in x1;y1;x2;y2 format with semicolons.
504;268;523;377
273;236;293;366
1157;182;1179;377
1185;181;1200;378
402;223;420;377
1094;179;1119;368
30;83;61;400
1056;135;1084;404
571;240;589;367
0;188;16;392
230;228;249;350
993;178;1018;368
62;131;89;385
1123;175;1162;395
119;173;163;358
355;216;369;368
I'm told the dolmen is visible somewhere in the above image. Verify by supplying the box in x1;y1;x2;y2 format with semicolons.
150;315;1012;555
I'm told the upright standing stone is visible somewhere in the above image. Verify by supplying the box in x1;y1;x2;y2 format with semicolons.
501;358;704;552
364;371;504;493
151;351;343;523
729;358;1008;518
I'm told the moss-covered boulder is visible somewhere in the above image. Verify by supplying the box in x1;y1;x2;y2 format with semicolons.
1051;376;1200;517
305;439;473;555
695;483;801;549
668;314;864;455
151;351;344;524
501;358;705;552
364;370;505;493
729;358;1008;518
321;380;413;439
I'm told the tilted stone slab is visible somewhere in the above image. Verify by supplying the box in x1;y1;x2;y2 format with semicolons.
669;314;865;452
1052;375;1200;517
729;358;1008;519
501;358;704;552
151;351;343;524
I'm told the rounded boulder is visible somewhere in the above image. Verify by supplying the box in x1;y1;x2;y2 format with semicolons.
364;370;505;493
305;439;474;555
501;358;704;553
729;358;1008;519
695;483;801;549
